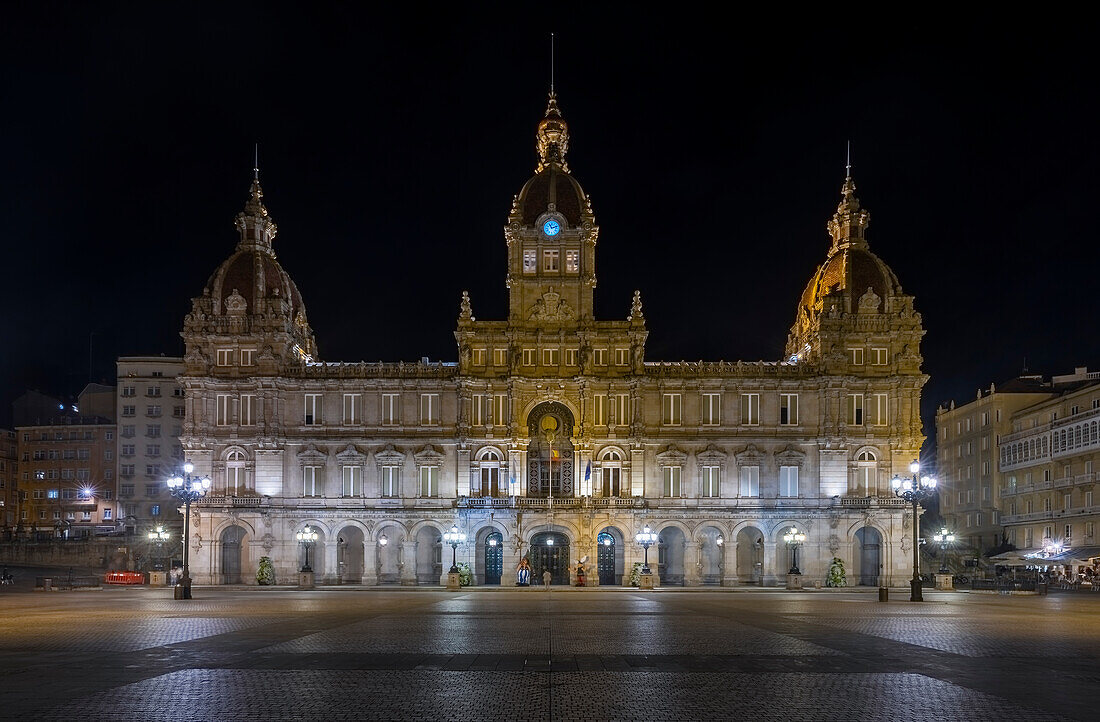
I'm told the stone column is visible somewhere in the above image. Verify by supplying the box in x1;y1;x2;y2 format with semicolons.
762;541;778;587
721;540;738;586
361;540;378;586
684;540;703;586
400;541;417;586
323;540;339;584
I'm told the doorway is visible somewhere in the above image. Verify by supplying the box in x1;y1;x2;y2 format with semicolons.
484;531;503;585
220;525;245;584
855;526;882;586
530;532;569;584
597;530;617;585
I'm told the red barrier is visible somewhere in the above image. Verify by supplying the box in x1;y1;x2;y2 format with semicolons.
103;571;146;585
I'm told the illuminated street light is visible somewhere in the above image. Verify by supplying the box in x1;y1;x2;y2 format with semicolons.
892;459;937;602
165;461;211;600
783;527;806;575
443;524;466;573
147;525;170;572
933;528;956;574
635;525;658;574
295;526;318;572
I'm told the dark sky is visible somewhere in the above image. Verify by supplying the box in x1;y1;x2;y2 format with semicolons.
2;7;1097;441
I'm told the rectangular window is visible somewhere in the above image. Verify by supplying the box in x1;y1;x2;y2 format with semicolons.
1087;522;1095;538
981;461;989;476
542;348;560;366
702;466;720;498
593;348;607;366
147;386;162;397
146;426;161;439
522;349;537;366
472;348;486;366
121;386;135;397
523;249;536;273
873;393;888;426
560;348;576;366
147;404;161;417
1065;524;1073;540
543;249;559;271
216;349;233;366
493;394;507;426
1064;493;1072;511
615;349;630;366
420;394;440;425
613;394;630;426
741;393;760;425
702;393;721;426
848;348;864;365
341;466;361;497
493;348;508;366
122;405;135;417
146;445;160;457
144;484;159;497
419;466;439;497
471;395;485;427
304;394;322;426
663;466;681;497
871;347;888;365
662;393;682;426
121;444;135;456
565;250;579;272
216;394;230;426
981;435;989;450
120;467;134;478
381;394;399;426
240;395;256;426
779;466;799;497
380;466;399;497
739;466;760;497
173;405;185;418
240;348;254;366
779;394;798;426
981;411;989;427
848;394;864;426
593;394;608;427
102;508;112;520
342;394;361;425
1086;490;1093;507
303;466;320;496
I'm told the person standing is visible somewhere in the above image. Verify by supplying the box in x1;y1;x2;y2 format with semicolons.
542;569;552;588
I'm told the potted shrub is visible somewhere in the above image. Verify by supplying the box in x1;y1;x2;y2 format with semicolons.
256;556;276;586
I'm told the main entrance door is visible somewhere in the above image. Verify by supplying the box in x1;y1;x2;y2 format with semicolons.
485;532;503;585
527;402;575;498
530;532;569;585
856;526;882;586
597;531;616;585
221;525;244;584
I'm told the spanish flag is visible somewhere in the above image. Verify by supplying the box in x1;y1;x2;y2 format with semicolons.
551;448;560;461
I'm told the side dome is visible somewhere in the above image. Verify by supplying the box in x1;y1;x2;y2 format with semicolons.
798;246;901;317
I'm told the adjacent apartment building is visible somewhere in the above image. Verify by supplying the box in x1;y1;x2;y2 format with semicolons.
116;357;186;535
0;429;17;534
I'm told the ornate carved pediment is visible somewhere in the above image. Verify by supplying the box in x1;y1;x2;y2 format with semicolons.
858;286;881;314
414;445;445;466
735;444;765;466
224;288;247;315
374;444;406;466
528;286;576;322
335;444;366;465
696;443;727;468
296;443;327;465
775;445;806;468
655;445;687;467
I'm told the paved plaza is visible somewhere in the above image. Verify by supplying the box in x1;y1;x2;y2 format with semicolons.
1;580;1098;721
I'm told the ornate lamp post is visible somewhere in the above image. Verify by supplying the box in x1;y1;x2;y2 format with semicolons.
443;524;465;574
933;528;956;574
147;525;170;571
635;525;658;574
891;459;937;602
166;461;211;600
783;527;806;575
296;526;318;572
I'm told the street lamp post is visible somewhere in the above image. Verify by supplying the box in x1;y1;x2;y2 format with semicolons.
783;527;806;575
166;461;211;600
891;459;938;602
296;526;318;572
933;528;956;574
635;525;658;574
443;524;465;574
147;525;170;571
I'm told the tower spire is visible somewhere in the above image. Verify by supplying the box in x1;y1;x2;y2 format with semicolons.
827;142;869;252
550;32;555;95
253;142;259;181
536;88;569;173
845;140;851;178
236;148;276;252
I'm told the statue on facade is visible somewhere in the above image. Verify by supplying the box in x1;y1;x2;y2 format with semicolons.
516;557;532;586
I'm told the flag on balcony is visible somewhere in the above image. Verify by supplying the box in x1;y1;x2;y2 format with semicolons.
584;461;591;482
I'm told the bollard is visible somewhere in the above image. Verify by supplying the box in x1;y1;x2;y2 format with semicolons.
878;586;889;602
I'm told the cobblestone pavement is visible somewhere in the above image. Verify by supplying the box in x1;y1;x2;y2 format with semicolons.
1;585;1096;720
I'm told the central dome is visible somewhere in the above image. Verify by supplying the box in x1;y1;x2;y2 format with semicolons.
517;167;586;225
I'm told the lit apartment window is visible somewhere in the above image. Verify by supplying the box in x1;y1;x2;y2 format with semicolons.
779;466;799;497
739;466;760;497
871;347;888;365
780;394;798;425
663;466;681;497
848;348;864;365
615;349;629;366
565;348;578;366
343;394;361;425
420;394;440;425
702;466;720;498
614;394;630;426
302;466;320;496
591;348;606;366
304;394;322;426
493;349;508;366
662;393;682;426
382;394;399;425
216;349;233;366
741;394;759;426
543;348;560;366
240;349;254;366
472;349;486;366
341;466;361;497
593;394;608;426
216;395;231;426
522;349;537;366
565;250;579;272
523;250;536;273
702;393;721;426
873;394;888;426
493;394;508;425
543;249;559;272
419;466;439;497
380;466;399;497
847;394;864;426
241;395;256;426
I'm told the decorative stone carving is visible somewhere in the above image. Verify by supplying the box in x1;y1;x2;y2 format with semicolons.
459;290;473;322
735;444;765;467
260;533;275;552
629;290;644;321
827;534;840;553
528;287;576;322
900;535;912;552
858;286;881;313
224;288;247;315
775;445;806;468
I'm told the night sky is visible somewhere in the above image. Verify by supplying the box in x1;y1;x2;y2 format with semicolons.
2;7;1097;444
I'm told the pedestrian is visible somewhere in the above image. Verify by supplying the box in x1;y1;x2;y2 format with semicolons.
542;569;552;588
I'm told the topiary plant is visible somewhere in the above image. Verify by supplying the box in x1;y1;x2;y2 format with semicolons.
457;562;473;587
256;556;275;586
826;557;847;587
628;562;643;587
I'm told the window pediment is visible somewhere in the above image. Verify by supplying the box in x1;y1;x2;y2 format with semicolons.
335;444;366;465
775;445;806;468
296;443;327;465
374;443;406;466
414;444;445;466
736;443;765;467
697;443;727;469
656;445;687;467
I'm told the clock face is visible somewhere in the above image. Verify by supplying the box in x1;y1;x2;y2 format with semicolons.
542;219;561;237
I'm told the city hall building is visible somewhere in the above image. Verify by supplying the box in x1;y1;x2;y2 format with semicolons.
180;92;927;587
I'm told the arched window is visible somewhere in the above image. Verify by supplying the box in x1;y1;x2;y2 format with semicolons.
855;450;877;496
475;449;503;498
600;449;623;497
226;449;247;496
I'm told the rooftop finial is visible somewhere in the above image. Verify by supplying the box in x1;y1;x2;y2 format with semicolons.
253;142;259;181
845;140;851;178
550;32;555;95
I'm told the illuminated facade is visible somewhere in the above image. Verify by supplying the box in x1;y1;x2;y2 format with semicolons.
180;92;927;587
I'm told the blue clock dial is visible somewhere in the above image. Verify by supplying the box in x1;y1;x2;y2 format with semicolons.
543;219;561;236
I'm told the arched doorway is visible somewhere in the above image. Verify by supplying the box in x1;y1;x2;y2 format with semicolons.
736;526;764;584
530;531;569;584
376;526;402;585
658;526;685;586
597;529;620;585
484;531;503;585
527;402;575;498
855;527;882;585
416;526;442;585
699;525;724;585
336;525;364;584
220;525;246;584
